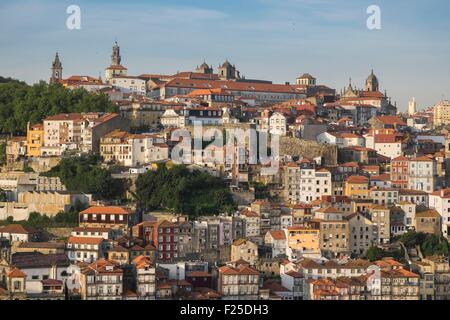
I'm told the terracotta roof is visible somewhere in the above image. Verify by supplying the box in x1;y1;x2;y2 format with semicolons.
44;113;84;121
374;134;400;144
72;227;112;233
7;268;27;278
162;78;307;95
0;224;38;235
12;253;70;269
268;230;286;241
285;270;302;278
239;209;259;218
374;116;407;126
219;264;260;276
67;236;103;245
186;271;211;277
416;209;440;218
346;175;369;184
80;206;130;215
315;207;341;214
41;279;63;286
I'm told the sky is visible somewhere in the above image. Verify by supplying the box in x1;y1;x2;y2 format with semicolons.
1;0;450;111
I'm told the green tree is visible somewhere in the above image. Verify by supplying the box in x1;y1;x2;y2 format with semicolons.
366;247;386;262
135;164;236;217
0;80;118;134
399;230;450;257
43;155;127;200
0;143;6;166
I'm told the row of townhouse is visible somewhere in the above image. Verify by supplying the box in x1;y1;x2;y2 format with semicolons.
99;129;169;166
27;113;130;157
279;257;420;300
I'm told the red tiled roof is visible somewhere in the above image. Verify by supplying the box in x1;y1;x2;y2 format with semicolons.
346;175;369;184
7;268;27;278
67;236;103;245
375;116;407;126
268;230;286;241
0;224;38;235
80;206;130;215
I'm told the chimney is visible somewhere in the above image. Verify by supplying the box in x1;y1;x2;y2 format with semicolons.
441;189;445;197
285;82;290;85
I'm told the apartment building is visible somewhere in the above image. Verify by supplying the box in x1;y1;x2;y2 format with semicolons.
310;219;350;257
345;213;376;256
231;239;258;265
100;130;168;166
429;189;450;238
66;236;105;263
79;206;133;235
284;161;332;204
344;175;369;199
408;156;437;193
80;259;123;300
131;255;156;300
40;113;125;156
368;206;391;246
217;263;260;300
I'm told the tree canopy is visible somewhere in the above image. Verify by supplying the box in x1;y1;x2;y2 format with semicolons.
42;154;128;200
135;164;236;217
0;79;117;134
399;230;450;257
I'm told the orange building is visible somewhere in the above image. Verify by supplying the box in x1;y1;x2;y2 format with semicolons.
26;122;43;157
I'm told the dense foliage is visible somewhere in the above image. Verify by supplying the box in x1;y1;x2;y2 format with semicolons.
365;246;403;262
43;154;128;200
0;78;117;134
135;164;236;217
399;231;450;257
0;210;80;229
250;182;270;200
0;143;5;166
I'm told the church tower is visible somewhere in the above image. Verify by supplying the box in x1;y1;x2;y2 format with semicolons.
196;61;213;75
218;60;240;80
105;41;127;82
50;52;63;84
111;41;121;66
408;97;417;116
365;69;379;92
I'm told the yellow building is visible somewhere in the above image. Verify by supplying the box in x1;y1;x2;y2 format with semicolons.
286;227;320;254
26;123;43;157
231;239;258;266
344;175;369;199
433;100;450;126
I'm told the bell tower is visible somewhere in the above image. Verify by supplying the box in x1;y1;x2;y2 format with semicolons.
50;52;63;84
111;41;121;66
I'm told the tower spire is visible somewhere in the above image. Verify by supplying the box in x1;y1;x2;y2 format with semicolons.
50;52;63;84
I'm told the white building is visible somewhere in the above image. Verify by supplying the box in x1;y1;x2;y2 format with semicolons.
429;189;450;238
110;76;146;95
100;130;168;167
264;230;287;257
317;132;365;148
408;156;437;193
132;255;156;300
269;112;287;136
66;236;105;263
284;162;332;204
